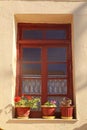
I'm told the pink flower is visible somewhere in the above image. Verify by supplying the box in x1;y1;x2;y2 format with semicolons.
51;100;56;104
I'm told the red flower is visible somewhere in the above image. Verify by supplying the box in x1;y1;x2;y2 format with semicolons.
14;96;21;102
25;96;32;100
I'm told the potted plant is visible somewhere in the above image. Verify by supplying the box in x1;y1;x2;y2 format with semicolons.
41;100;57;119
14;95;40;119
60;97;74;119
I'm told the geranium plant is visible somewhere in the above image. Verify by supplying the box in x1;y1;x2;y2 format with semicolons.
14;95;40;109
42;100;57;107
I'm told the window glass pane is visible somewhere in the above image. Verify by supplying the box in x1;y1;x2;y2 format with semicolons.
23;30;43;40
46;30;66;39
22;79;41;94
22;64;41;77
23;48;41;61
48;79;67;94
48;64;67;78
47;48;66;62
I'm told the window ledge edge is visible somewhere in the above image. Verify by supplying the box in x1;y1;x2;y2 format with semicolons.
7;118;78;124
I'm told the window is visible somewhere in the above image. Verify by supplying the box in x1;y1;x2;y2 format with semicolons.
16;23;73;118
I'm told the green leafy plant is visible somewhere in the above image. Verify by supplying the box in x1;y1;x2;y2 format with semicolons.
42;100;57;107
14;96;40;109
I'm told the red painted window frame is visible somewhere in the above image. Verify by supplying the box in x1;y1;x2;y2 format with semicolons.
16;23;73;118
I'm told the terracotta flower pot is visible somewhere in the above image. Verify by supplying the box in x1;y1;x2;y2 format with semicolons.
15;107;30;119
60;106;74;119
41;106;56;119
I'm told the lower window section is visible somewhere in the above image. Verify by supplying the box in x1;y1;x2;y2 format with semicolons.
22;79;41;94
48;79;67;94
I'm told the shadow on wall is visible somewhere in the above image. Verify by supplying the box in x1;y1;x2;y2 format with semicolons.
0;104;14;117
74;124;87;130
0;128;4;130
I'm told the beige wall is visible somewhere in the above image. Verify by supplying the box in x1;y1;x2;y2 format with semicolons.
0;1;87;130
0;0;87;1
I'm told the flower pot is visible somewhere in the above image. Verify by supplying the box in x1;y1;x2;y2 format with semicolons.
15;107;30;119
60;106;74;119
41;106;56;119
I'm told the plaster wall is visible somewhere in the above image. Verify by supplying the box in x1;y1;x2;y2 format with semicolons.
0;1;87;130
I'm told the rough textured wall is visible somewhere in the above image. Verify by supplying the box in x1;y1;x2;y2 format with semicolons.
0;1;87;130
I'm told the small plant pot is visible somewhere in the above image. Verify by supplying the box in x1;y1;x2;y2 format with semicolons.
60;106;74;119
15;107;30;119
41;106;56;119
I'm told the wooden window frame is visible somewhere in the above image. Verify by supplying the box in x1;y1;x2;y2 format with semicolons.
16;23;73;118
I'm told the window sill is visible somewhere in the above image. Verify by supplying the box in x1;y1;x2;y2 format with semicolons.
7;118;78;124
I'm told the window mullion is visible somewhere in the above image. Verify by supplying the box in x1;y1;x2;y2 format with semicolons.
42;47;48;104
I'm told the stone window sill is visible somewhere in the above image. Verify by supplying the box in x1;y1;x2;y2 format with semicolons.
7;118;78;124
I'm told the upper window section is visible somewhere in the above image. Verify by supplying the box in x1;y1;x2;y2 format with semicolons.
18;23;71;41
23;30;43;40
47;48;66;62
23;48;41;61
46;30;66;40
22;30;66;40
